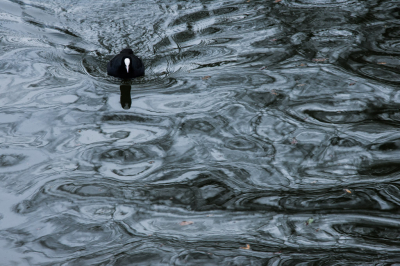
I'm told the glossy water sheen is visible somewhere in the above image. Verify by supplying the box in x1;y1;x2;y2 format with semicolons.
0;0;400;265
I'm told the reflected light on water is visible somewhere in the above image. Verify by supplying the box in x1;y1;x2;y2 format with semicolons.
0;0;400;264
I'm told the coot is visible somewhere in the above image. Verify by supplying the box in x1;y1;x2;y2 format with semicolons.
107;48;144;79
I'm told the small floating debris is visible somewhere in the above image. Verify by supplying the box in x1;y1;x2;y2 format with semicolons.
180;221;194;226
202;76;211;80
306;218;314;226
344;189;352;194
312;58;328;62
240;244;251;250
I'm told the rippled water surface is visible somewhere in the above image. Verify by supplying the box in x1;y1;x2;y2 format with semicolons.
1;0;400;265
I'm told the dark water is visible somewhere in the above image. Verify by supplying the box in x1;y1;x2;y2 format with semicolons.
1;0;400;265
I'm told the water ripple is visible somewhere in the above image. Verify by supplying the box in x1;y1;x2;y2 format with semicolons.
1;0;400;264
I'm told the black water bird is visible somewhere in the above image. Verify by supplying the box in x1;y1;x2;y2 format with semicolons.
107;49;144;79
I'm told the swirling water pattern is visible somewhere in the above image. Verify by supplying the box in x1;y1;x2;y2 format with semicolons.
0;0;400;265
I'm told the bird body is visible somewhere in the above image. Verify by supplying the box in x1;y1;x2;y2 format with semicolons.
107;49;144;79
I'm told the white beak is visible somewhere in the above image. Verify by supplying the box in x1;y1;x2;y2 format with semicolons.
124;58;130;73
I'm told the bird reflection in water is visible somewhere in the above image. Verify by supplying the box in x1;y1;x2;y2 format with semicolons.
120;83;132;110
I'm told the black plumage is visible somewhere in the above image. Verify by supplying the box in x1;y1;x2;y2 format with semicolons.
107;48;144;79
